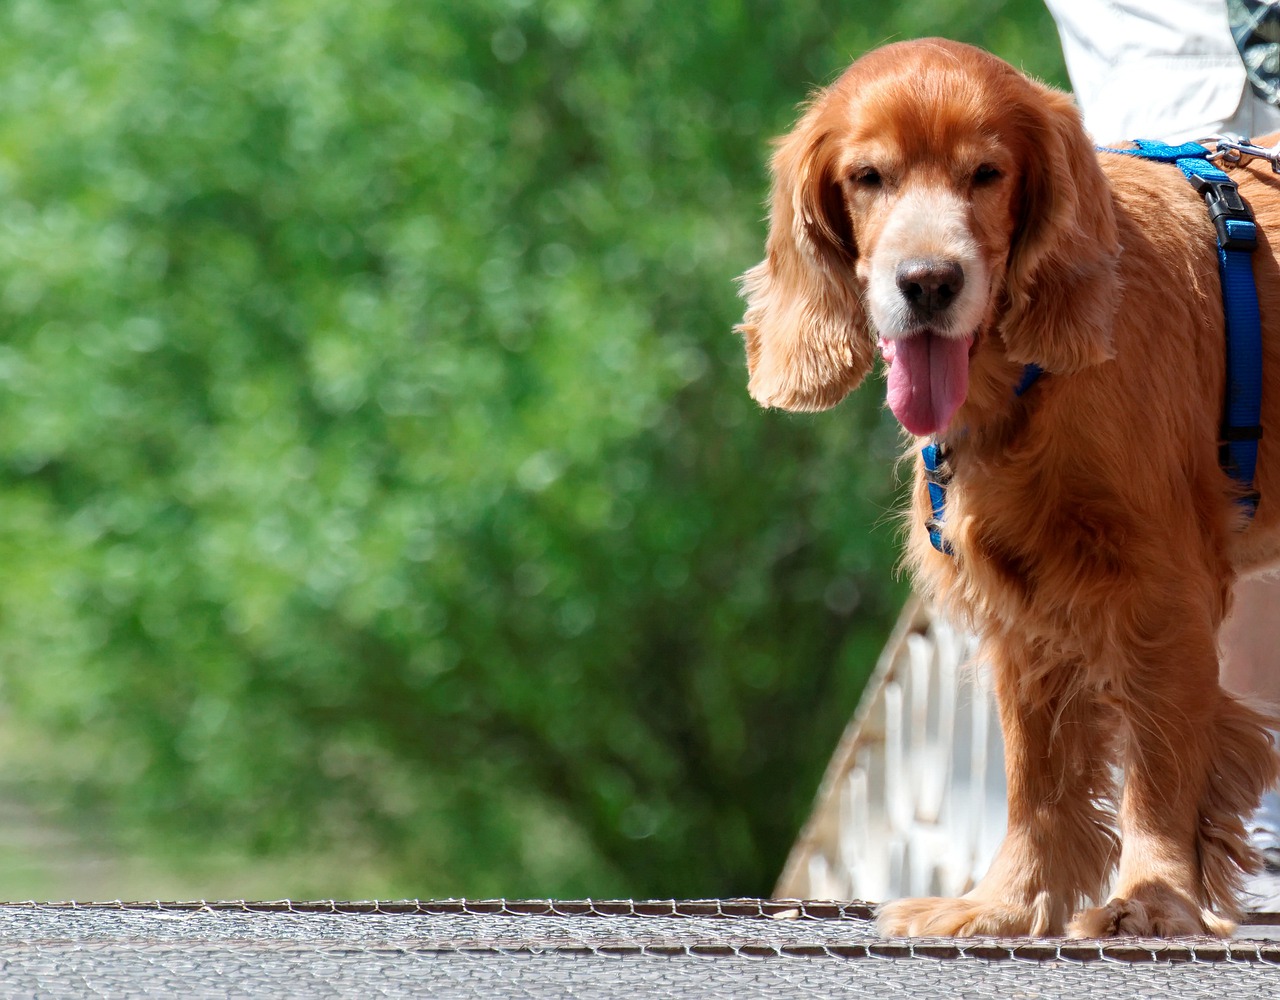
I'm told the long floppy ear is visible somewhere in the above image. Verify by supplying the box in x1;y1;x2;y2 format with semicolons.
1000;82;1120;373
736;104;875;412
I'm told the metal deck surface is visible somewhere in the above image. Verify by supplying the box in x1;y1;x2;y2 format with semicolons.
0;899;1276;998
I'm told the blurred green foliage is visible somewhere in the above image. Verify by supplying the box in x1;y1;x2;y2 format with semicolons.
0;0;1065;898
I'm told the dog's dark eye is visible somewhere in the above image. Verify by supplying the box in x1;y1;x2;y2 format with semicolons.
852;167;882;188
973;163;1001;186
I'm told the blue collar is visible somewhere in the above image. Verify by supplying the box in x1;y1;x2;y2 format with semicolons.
923;138;1262;556
922;364;1040;556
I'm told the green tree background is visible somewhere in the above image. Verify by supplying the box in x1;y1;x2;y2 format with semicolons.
0;1;1065;898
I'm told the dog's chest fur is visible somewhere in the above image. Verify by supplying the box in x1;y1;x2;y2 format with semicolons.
908;424;1175;653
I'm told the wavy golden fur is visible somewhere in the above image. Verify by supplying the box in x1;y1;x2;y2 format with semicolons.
740;38;1280;937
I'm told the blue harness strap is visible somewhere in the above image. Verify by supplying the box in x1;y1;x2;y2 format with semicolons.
1099;140;1263;508
923;139;1263;555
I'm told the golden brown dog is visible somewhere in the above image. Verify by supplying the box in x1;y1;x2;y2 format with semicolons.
739;38;1280;937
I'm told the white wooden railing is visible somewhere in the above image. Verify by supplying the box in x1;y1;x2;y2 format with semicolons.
775;599;1006;901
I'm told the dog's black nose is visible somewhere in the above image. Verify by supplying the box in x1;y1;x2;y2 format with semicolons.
896;259;965;320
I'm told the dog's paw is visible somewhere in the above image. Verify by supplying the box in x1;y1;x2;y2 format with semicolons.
1067;893;1233;938
877;894;1061;937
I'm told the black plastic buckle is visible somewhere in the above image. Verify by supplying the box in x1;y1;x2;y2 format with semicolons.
1222;424;1263;442
1188;174;1258;251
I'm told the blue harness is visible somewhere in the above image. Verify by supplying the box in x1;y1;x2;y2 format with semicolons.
923;138;1263;556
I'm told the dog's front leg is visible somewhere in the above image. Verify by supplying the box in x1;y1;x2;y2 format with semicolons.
878;636;1118;937
1067;611;1279;938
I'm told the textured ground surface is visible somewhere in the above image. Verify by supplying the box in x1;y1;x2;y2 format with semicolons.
0;899;1276;998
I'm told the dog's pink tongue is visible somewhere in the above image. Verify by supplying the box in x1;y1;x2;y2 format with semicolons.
885;332;971;436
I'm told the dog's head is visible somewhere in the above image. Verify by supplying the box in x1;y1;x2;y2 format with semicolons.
738;38;1120;436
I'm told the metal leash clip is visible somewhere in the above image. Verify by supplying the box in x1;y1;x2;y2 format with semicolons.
1204;133;1280;172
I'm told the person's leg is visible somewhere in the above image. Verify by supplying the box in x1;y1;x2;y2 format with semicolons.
1221;577;1280;703
1222;576;1280;906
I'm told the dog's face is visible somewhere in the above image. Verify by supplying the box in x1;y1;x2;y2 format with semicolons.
739;39;1120;435
840;71;1022;436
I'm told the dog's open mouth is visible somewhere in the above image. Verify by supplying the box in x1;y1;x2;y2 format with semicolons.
879;331;974;437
